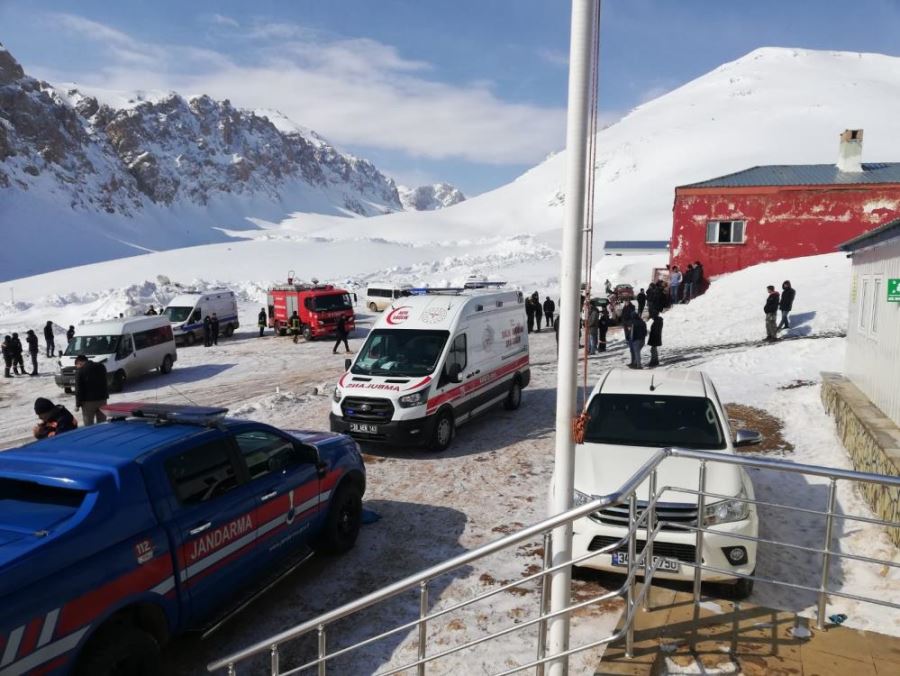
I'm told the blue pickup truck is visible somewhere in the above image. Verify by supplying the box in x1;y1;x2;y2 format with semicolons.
0;403;366;676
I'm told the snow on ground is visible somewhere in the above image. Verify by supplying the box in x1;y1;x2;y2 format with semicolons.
0;250;898;672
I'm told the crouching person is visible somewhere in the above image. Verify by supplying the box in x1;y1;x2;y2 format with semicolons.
33;397;78;439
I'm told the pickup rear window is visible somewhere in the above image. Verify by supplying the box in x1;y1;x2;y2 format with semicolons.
0;478;86;531
584;394;726;449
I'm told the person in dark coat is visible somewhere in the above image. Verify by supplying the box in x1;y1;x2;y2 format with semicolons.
525;297;535;333
74;355;109;426
587;304;600;354
33;397;78;439
648;313;663;367
290;311;302;344
333;316;351;354
25;329;39;376
630;315;648;369
145;305;158;316
533;293;543;332
66;325;75;344
694;261;705;296
203;316;212;347
621;301;636;324
210;313;220;346
553;314;560;351
778;280;796;330
43;321;55;357
543;297;555;329
258;308;267;337
10;333;24;375
764;285;780;341
598;307;610;352
636;288;647;317
2;335;14;378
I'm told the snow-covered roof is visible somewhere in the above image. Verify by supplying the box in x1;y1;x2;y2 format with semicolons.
680;163;900;190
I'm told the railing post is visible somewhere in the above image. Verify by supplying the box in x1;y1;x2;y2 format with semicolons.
626;493;637;658
644;469;657;611
269;644;279;676
418;581;428;676
536;531;552;676
317;625;327;676
817;478;838;630
691;461;707;650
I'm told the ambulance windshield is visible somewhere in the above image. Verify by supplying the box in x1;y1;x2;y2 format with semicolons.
352;329;449;377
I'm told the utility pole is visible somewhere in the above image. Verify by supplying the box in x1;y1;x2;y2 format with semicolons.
547;1;598;675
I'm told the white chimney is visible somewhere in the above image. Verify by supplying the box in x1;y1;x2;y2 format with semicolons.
837;129;863;173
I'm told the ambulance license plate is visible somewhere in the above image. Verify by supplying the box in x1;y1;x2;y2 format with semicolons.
350;423;379;434
611;551;680;573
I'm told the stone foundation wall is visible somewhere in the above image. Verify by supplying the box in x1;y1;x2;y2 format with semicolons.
821;373;900;547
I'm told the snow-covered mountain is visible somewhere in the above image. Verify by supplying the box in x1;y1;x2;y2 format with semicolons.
398;183;466;211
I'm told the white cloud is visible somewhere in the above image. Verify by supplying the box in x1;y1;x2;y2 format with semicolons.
538;47;569;67
42;13;566;165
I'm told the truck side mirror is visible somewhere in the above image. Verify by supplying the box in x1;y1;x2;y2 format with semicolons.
734;429;763;447
449;363;463;383
344;358;352;371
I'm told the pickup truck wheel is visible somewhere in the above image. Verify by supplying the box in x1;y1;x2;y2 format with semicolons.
159;355;173;374
76;624;160;676
319;483;363;554
503;379;522;411
428;409;455;452
112;370;126;393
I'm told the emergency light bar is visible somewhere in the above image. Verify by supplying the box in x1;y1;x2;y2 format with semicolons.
103;402;229;425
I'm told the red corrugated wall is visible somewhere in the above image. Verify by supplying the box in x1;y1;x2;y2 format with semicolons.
669;184;900;277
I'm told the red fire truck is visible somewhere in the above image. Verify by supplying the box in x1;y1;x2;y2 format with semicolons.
266;275;356;340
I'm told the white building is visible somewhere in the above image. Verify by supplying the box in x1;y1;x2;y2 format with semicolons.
840;218;900;427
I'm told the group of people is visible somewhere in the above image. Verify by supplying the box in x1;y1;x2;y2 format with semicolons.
585;298;664;369
3;322;75;378
668;261;705;304
31;355;109;440
764;281;796;341
280;309;351;353
525;293;555;333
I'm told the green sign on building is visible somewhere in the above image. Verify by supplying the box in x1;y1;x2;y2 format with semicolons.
889;278;900;302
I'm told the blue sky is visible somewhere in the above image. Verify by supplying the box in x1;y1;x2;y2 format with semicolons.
3;0;900;196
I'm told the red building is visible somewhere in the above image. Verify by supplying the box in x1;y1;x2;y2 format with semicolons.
670;130;900;278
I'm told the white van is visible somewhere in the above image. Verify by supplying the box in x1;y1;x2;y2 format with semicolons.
164;290;239;345
55;316;178;393
365;283;413;312
330;288;530;451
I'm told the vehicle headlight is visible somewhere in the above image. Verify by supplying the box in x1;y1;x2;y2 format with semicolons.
332;388;342;403
703;490;750;526
398;390;427;408
573;489;593;508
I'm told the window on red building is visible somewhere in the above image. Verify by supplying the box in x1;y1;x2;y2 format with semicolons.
706;220;746;244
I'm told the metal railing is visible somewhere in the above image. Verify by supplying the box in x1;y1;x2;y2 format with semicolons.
208;448;900;675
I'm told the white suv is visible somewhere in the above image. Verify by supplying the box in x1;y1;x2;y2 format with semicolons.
571;368;760;598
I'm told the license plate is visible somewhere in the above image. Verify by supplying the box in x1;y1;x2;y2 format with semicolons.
349;423;379;434
611;551;680;573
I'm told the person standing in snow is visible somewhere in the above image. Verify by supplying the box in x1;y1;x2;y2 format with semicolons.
682;264;694;302
290;311;302;344
74;355;108;426
648;312;663;367
203;315;212;347
636;288;647;317
333;316;351;354
44;321;55;357
258;308;267;337
587;303;600;354
778;280;796;331
764;285;780;342
10;333;24;375
210;313;220;346
2;336;14;378
669;266;682;305
598;307;610;352
693;261;705;297
145;305;158;316
525;297;535;333
66;325;75;345
543;296;555;329
25;329;39;376
630;314;648;369
553;314;560;351
533;293;543;332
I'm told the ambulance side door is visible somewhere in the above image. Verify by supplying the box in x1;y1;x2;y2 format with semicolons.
430;331;469;420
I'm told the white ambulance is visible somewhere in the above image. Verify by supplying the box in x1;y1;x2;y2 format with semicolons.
330;288;530;451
